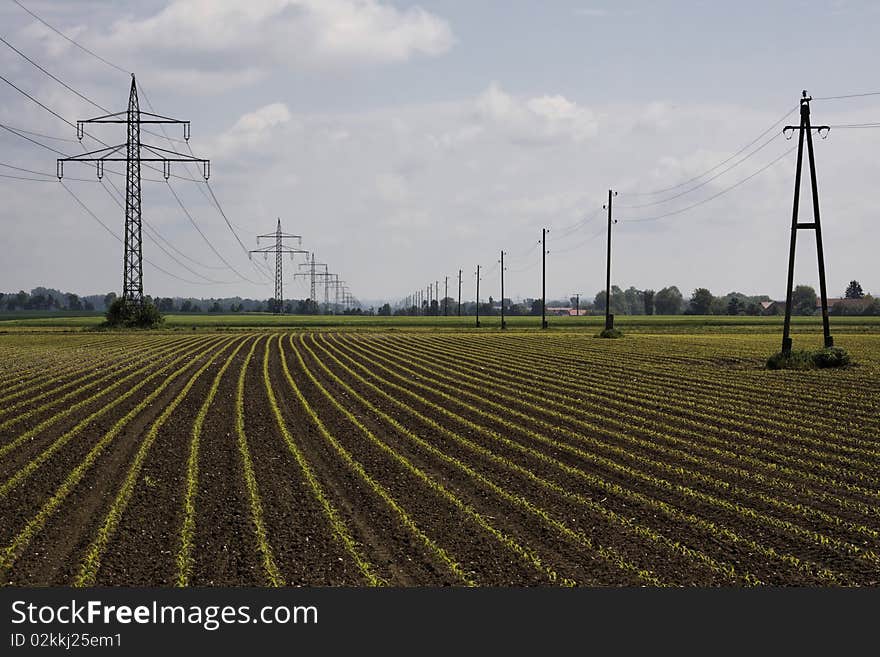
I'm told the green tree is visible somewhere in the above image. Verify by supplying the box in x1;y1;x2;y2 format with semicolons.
643;289;655;315
689;288;714;315
845;280;864;299
793;284;817;315
654;286;683;315
65;293;83;311
104;299;163;328
727;296;742;315
378;303;392;316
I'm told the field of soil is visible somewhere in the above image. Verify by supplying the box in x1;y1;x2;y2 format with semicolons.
0;329;878;586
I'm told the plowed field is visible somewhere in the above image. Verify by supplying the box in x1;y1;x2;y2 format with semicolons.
1;330;878;586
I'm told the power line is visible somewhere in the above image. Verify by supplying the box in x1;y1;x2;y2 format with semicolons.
0;123;78;143
0;35;108;112
826;123;880;129
138;81;269;281
4;3;271;284
550;225;606;254
95;173;236;285
0;72;79;130
166;179;265;284
11;0;131;76
0;171;55;182
101;176;231;274
0;121;68;155
0;159;94;182
204;180;272;281
60;180;225;286
618;146;796;223
621;105;798;197
1;34;190;147
617;131;782;209
813;91;880;101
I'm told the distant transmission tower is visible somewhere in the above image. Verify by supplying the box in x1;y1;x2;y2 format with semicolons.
249;219;305;314
57;74;210;306
296;254;327;309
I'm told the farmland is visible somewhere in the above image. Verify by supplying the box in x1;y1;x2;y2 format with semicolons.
0;327;878;586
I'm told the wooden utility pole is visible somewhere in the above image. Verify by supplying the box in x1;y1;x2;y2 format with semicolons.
603;189;617;330
475;265;481;328
541;228;549;329
500;250;507;330
781;91;833;354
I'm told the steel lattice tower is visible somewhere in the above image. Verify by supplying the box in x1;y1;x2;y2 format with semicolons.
123;79;143;303
57;74;210;306
250;219;305;314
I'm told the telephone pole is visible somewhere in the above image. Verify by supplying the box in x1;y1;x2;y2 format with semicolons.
475;265;482;328
603;190;618;330
572;292;582;317
541;228;549;329
248;219;305;314
457;269;462;316
57;74;210;306
444;276;449;316
781;91;833;354
500;250;507;330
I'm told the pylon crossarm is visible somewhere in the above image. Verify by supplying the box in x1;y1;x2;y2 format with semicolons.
136;111;187;123
78;111;128;123
249;246;307;254
783;125;830;137
140;143;207;161
59;143;127;161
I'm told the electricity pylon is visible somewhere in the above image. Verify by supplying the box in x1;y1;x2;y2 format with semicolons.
314;267;334;313
295;254;327;309
57;74;210;306
781;91;833;354
332;276;345;314
249;219;305;314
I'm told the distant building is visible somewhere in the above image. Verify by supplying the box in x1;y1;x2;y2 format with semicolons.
823;298;872;314
545;306;587;316
760;300;784;315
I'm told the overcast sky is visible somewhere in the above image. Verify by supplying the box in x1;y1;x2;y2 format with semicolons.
1;0;878;304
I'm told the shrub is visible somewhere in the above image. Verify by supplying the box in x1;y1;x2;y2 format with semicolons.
104;298;164;329
766;350;814;370
596;328;624;339
812;346;850;368
766;346;851;370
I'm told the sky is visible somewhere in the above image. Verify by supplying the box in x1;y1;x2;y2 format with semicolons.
1;0;878;306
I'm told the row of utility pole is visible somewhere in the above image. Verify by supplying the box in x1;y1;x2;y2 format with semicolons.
402;207;616;330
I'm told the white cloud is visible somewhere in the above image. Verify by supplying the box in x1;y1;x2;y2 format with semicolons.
474;83;599;145
212;102;292;156
89;0;453;90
